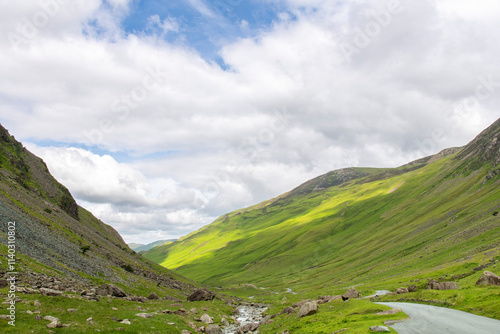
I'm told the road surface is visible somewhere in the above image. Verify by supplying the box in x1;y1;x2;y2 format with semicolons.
376;302;500;334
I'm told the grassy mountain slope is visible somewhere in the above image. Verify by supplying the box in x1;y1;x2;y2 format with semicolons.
146;119;500;293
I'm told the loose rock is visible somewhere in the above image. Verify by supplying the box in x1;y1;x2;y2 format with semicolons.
395;287;409;294
476;271;500;286
369;325;390;332
200;313;213;324
342;288;359;299
205;324;223;334
297;301;318;317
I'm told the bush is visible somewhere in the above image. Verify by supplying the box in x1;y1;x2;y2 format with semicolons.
121;264;134;273
80;245;91;255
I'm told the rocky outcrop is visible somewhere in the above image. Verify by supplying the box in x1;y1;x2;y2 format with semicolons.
187;289;215;301
426;280;458;290
476;271;500;286
297;301;318;317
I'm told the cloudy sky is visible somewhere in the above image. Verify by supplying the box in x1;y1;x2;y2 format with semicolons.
0;0;499;244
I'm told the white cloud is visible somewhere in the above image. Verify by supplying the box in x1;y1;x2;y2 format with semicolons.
1;0;499;243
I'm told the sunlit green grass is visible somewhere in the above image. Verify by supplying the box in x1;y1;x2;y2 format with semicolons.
145;153;500;321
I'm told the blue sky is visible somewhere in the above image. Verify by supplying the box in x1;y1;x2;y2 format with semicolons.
122;0;286;63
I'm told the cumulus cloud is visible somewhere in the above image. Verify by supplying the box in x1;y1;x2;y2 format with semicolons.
1;0;499;243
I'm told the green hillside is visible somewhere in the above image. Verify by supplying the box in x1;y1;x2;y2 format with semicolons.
0;124;234;333
146;118;500;293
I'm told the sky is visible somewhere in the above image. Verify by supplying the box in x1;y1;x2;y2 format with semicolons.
0;0;499;244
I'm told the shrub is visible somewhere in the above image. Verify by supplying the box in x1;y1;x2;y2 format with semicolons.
121;264;134;273
80;245;91;255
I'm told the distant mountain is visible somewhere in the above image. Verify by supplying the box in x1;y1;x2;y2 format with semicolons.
145;118;500;290
0;123;197;298
129;239;177;252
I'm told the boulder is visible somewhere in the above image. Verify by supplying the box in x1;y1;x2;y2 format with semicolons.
181;330;192;334
369;325;390;332
96;284;127;298
135;313;154;318
240;323;260;332
43;316;59;322
408;285;418;292
46;321;62;329
200;313;213;324
147;292;159;300
297;301;318;317
187;289;215;302
205;324;223;334
476;271;500;286
426;280;458;290
0;279;8;288
342;288;359;299
395;287;409;294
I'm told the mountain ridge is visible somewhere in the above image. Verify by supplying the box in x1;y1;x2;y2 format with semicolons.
145;118;500;293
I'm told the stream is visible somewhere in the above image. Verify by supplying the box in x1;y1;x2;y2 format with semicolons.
223;303;268;334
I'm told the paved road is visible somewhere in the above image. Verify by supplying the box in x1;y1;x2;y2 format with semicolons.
376;302;500;334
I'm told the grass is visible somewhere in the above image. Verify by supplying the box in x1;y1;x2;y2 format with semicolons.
0;288;235;333
145;150;500;321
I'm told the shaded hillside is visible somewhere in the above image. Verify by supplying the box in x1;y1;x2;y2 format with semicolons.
145;118;500;292
0;124;195;298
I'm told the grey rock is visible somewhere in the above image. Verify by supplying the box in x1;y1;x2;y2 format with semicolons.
395;287;409;294
46;321;62;329
369;325;390;332
205;324;223;334
476;271;500;286
342;288;359;299
297;301;318;317
135;313;154;318
200;313;213;324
